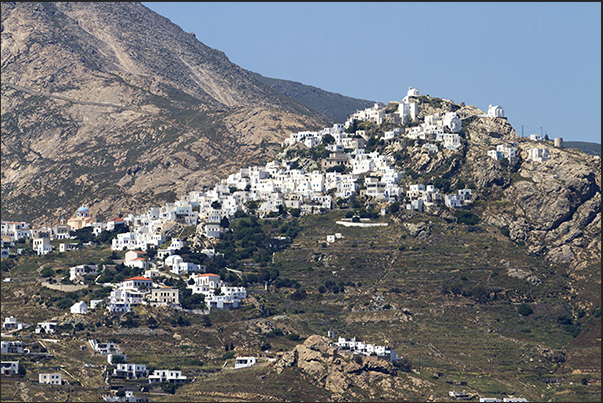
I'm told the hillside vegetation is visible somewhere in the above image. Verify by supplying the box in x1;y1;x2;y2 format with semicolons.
2;96;600;401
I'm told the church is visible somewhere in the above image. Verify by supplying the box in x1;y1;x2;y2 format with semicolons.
67;206;94;230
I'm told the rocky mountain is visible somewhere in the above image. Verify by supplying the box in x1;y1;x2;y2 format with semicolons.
250;72;376;122
1;1;332;225
271;335;415;401
367;95;600;287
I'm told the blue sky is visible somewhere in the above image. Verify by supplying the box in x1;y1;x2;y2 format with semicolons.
143;2;601;144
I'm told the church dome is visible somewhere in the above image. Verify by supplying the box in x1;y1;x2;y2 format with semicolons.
77;206;89;212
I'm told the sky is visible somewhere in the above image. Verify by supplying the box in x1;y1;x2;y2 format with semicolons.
143;2;601;144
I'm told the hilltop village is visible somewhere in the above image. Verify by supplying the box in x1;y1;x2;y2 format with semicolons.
1;87;557;402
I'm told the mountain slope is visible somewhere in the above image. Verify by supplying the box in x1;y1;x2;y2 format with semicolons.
250;72;376;122
564;141;601;157
1;1;332;225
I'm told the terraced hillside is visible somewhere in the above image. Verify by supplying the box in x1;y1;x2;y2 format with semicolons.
1;206;600;401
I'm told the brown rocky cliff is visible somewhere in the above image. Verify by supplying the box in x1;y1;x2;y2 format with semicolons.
271;335;433;401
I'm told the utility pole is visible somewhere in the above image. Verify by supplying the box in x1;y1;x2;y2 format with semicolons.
521;125;524;137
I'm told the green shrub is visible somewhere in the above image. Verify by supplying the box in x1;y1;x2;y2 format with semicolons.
41;268;54;277
453;210;480;225
56;299;74;310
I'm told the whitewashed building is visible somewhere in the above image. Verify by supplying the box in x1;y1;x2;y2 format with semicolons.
39;373;62;385
234;356;257;369
527;147;550;162
70;301;88;314
148;369;187;384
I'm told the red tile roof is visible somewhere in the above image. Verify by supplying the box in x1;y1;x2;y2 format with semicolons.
125;276;152;281
110;218;126;222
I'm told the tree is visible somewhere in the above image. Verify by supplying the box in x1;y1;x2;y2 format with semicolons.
116;390;126;397
392;357;413;372
147;316;158;328
57;299;74;310
211;200;222;210
290;289;307;301
112;355;126;364
41;268;54;277
220;216;230;228
518;303;533;317
322;133;335;144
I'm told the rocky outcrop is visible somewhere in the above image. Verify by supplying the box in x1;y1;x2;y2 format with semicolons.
271;335;432;401
482;146;600;269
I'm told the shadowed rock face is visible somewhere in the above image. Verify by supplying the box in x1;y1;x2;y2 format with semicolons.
1;2;331;224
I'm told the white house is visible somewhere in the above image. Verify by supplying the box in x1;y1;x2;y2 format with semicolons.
487;149;504;161
113;363;148;379
89;340;121;355
527;147;550;162
3;316;26;331
487;104;505;118
148;287;180;306
39;373;62;385
33;235;53;255
442;112;462;133
171;261;204;276
69;264;99;281
70;301;88;314
529;134;543;141
1;221;31;242
497;143;517;161
120;276;153;291
1;361;19;376
234;356;257;369
445;194;462;208
422;143;439;154
148;369;187;384
35;321;59;334
335;337;398;362
1;341;24;354
124;250;147;265
443;133;462;150
59;243;78;253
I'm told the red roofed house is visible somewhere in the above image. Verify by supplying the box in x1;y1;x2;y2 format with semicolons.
187;273;224;295
107;217;127;231
122;276;153;291
125;250;147;265
125;257;148;270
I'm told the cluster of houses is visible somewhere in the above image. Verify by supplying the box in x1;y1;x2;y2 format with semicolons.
66;267;246;314
88;339;187;384
334;336;398;362
1;86;560;261
1;341;64;385
487;137;552;164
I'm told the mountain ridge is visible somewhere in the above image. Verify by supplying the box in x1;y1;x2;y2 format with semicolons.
1;1;333;225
